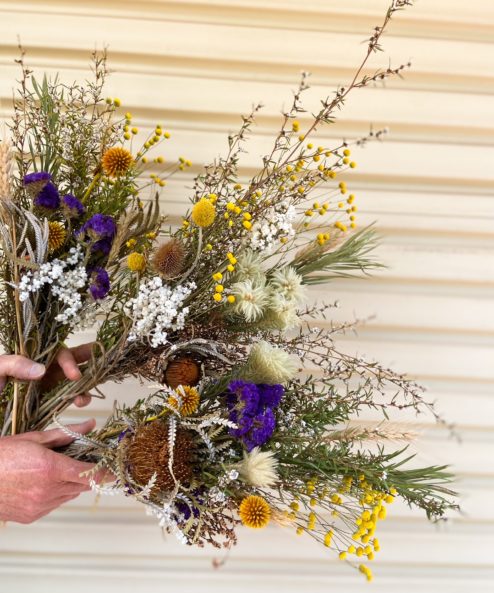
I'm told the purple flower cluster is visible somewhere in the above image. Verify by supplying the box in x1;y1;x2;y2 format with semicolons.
77;213;116;257
226;380;284;451
62;194;85;218
34;181;60;210
89;267;110;300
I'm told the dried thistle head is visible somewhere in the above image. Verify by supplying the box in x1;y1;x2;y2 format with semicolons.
127;421;195;494
152;239;185;279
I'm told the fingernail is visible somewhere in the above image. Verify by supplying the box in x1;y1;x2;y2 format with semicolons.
29;363;46;378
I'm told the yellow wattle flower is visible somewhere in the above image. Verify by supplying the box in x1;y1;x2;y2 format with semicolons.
127;252;146;272
168;385;200;417
191;198;216;228
102;146;133;177
238;495;271;529
48;221;67;252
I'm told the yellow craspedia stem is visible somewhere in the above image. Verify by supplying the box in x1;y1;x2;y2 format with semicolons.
127;252;146;272
191;198;216;228
239;495;271;529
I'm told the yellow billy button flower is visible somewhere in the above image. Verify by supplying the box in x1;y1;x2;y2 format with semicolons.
191;198;216;227
215;284;224;293
239;495;271;529
227;295;236;304
48;221;67;252
213;293;222;302
212;272;223;281
227;264;235;272
243;220;252;230
102;147;133;177
127;252;146;272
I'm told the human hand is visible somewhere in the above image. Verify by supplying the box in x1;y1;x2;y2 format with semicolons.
42;343;95;408
0;342;95;408
0;418;99;524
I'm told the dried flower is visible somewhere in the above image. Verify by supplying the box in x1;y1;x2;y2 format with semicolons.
168;385;200;416
152;239;185;278
127;252;146;272
165;357;200;389
34;181;60;209
89;267;110;300
48;221;67;252
269;266;306;304
235;250;265;283
236;447;278;488
231;279;268;322
23;171;51;197
0;139;14;199
62;193;85;218
238;495;271;529
127;422;194;493
242;341;297;384
191;198;216;227
79;213;116;240
102;146;133;177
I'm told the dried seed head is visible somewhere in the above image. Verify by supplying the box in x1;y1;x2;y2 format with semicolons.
0;139;13;199
127;421;195;494
152;239;186;279
165;357;200;389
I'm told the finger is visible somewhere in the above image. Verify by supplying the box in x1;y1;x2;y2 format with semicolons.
20;419;96;448
68;343;94;364
55;348;82;382
53;454;104;486
74;393;92;408
0;355;45;381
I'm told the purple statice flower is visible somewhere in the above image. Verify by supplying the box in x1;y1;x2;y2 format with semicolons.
226;380;260;416
244;408;276;451
62;194;85;218
91;237;112;256
258;384;284;409
79;213;116;240
23;171;51;197
229;410;254;438
33;181;60;210
89;267;110;300
226;380;283;450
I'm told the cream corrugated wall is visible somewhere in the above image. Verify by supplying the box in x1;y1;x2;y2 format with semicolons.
1;1;493;591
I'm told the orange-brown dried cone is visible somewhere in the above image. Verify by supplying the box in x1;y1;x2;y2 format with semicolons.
165;357;200;389
152;239;185;279
127;422;195;494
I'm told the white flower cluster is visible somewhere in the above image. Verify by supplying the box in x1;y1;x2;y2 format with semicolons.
250;200;296;252
126;277;196;348
18;246;88;323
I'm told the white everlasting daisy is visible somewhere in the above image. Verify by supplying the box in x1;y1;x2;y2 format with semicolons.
231;279;269;322
235;250;265;284
262;293;300;330
270;266;306;304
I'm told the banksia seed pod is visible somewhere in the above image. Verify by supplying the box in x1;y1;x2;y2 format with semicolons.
152;239;185;279
165;357;200;389
127;421;194;494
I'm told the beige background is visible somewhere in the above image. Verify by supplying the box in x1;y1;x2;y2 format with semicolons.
1;1;494;591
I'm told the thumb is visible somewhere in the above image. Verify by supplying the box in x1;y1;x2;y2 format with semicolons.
0;355;45;382
20;418;97;448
